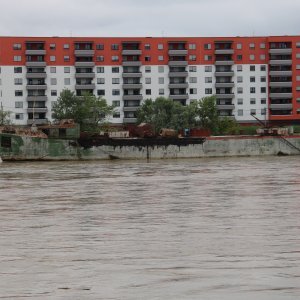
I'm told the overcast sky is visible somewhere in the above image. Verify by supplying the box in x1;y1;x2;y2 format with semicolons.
1;0;299;37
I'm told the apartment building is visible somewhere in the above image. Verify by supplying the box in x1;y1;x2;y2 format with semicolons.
0;36;300;126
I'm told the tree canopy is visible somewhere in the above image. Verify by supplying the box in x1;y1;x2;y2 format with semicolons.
52;89;114;131
0;106;11;126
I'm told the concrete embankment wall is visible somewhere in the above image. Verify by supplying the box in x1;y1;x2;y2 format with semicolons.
81;136;300;160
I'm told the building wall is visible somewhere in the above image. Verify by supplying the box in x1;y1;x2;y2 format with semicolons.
0;36;300;126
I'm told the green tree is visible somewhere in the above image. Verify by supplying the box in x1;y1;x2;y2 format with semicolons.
53;89;114;131
0;105;11;125
197;96;219;133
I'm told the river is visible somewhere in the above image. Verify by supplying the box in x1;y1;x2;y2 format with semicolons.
0;157;299;299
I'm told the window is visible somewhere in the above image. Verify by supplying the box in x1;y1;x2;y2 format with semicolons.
159;88;164;95
250;109;256;115
51;78;57;85
204;43;211;50
14;67;22;73
158;77;164;84
237;76;243;83
144;44;151;50
14;56;21;62
250;65;255;71
51;90;57;96
261;108;266;115
238;109;243;116
14;78;23;85
296;42;300;48
158;44;163;50
50;55;56;62
145;78;151;84
297;76;300;81
261;87;266;93
112;78;120;84
96;44;104;50
50;43;56;50
189;66;196;72
64;78;70;85
97;90;105;96
205;77;212;83
15;113;23;120
204;55;212;61
158;66;164;73
237;65;242;72
97;78;105;84
15;90;23;97
250;98;256;105
112;89;120;95
50;67;56;73
51;101;56;109
15;101;23;108
261;98;267;104
111;56;119;61
189;43;196;50
236;43;242;49
158;55;164;61
113;112;120;118
63;44;69;49
62;67;70;73
189;77;197;83
205;88;212;94
205;66;212;72
237;87;243;94
97;56;104;61
296;54;300;59
260;43;266;49
146;89;151;95
97;67;104;73
145;56;151;61
260;54;266;60
260;65;266;72
250;87;256;93
237;98;243;105
250;76;255;82
189;55;196;61
296;65;300;70
111;44;119;50
112;100;120;107
13;43;22;50
250;54;255;61
249;43;255;49
237;54;242;61
112;67;119;73
190;88;197;94
260;76;266;82
64;55;70;62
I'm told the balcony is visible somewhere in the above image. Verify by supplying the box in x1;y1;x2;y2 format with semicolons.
123;117;137;123
168;83;188;89
75;84;95;89
122;72;142;78
269;103;293;110
122;50;142;56
26;62;46;67
123;106;140;112
214;49;234;55
26;72;47;79
169;94;189;100
74;62;95;67
216;93;234;99
215;82;234;88
122;61;142;67
269;60;292;65
217;104;235;110
168;71;188;77
168;50;188;56
74;50;95;57
215;60;234;66
269;93;293;99
122;95;143;101
215;71;234;77
168;61;188;67
269;82;292;88
26;85;47;90
75;72;95;79
122;83;142;89
27;107;48;113
26;96;47;101
269;70;292;77
25;50;46;55
269;48;292;55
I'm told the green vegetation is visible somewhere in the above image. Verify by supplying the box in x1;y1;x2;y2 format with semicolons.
0;105;11;126
52;89;114;132
136;96;239;135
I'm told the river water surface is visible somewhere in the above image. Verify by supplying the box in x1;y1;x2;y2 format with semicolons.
0;157;300;299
